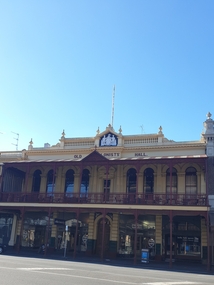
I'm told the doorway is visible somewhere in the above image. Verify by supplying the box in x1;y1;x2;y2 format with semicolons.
96;218;110;257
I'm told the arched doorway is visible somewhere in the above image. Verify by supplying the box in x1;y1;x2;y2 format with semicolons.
96;218;110;257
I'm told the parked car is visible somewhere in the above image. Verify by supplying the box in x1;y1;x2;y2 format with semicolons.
0;244;6;254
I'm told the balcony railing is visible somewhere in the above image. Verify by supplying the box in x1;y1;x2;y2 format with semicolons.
0;192;208;206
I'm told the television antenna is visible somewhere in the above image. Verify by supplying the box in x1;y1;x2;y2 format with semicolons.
140;125;145;134
11;131;19;151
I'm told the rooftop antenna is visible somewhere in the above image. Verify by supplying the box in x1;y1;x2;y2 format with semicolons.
111;85;115;127
11;131;19;151
140;125;144;134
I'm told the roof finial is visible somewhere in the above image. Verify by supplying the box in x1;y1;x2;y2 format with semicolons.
207;112;212;119
119;125;122;134
158;126;163;134
61;129;65;139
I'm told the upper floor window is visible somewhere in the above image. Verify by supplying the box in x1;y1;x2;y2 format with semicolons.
46;169;55;194
64;169;74;194
32;170;41;192
144;168;154;193
185;167;197;195
2;167;25;193
80;169;90;197
166;167;177;194
126;168;136;194
104;179;111;201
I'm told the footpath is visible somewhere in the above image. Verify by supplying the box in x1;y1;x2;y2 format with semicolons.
4;247;214;275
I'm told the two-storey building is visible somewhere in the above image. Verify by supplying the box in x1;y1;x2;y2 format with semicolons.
0;115;212;268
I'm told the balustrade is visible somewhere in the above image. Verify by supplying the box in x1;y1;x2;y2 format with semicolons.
0;192;207;206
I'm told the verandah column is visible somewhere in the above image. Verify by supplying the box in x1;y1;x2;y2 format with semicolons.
44;207;52;256
169;210;173;268
24;164;30;194
104;164;109;202
101;208;106;261
136;164;140;204
78;163;83;202
134;209;138;264
206;211;210;271
169;163;173;205
17;207;25;253
73;208;80;259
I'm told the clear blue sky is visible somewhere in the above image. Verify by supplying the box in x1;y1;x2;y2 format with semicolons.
0;1;214;151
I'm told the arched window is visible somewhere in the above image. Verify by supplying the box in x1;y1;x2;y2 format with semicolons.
144;168;154;193
126;168;136;194
80;169;90;197
46;169;55;194
32;170;41;192
64;169;74;194
166;167;177;194
185;167;197;194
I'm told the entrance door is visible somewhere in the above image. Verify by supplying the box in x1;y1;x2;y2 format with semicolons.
34;226;46;248
96;218;110;257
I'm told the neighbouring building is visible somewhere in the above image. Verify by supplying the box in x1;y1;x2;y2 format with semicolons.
0;113;214;269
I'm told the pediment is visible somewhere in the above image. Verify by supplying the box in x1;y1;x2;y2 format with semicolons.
81;150;109;163
97;124;121;137
95;125;122;147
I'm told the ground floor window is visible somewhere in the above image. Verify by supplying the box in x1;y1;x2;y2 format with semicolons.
0;213;13;245
21;212;53;248
162;215;201;259
176;236;201;256
118;214;156;257
55;213;88;253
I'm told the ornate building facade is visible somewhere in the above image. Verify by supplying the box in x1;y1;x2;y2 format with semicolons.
0;113;214;269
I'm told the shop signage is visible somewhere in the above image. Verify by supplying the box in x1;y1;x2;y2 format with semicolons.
131;223;143;229
135;153;146;157
54;218;65;226
74;154;82;159
148;238;155;248
141;249;149;263
177;236;199;242
102;153;120;157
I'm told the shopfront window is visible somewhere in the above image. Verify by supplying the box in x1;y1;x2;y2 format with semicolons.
22;212;53;248
55;213;88;252
176;236;201;256
0;213;13;245
118;214;156;258
162;216;201;258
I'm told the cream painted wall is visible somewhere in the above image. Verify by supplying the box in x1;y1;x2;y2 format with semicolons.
25;162;206;195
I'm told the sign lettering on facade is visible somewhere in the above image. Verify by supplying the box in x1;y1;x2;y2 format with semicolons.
74;154;82;159
135;153;146;157
102;153;120;157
